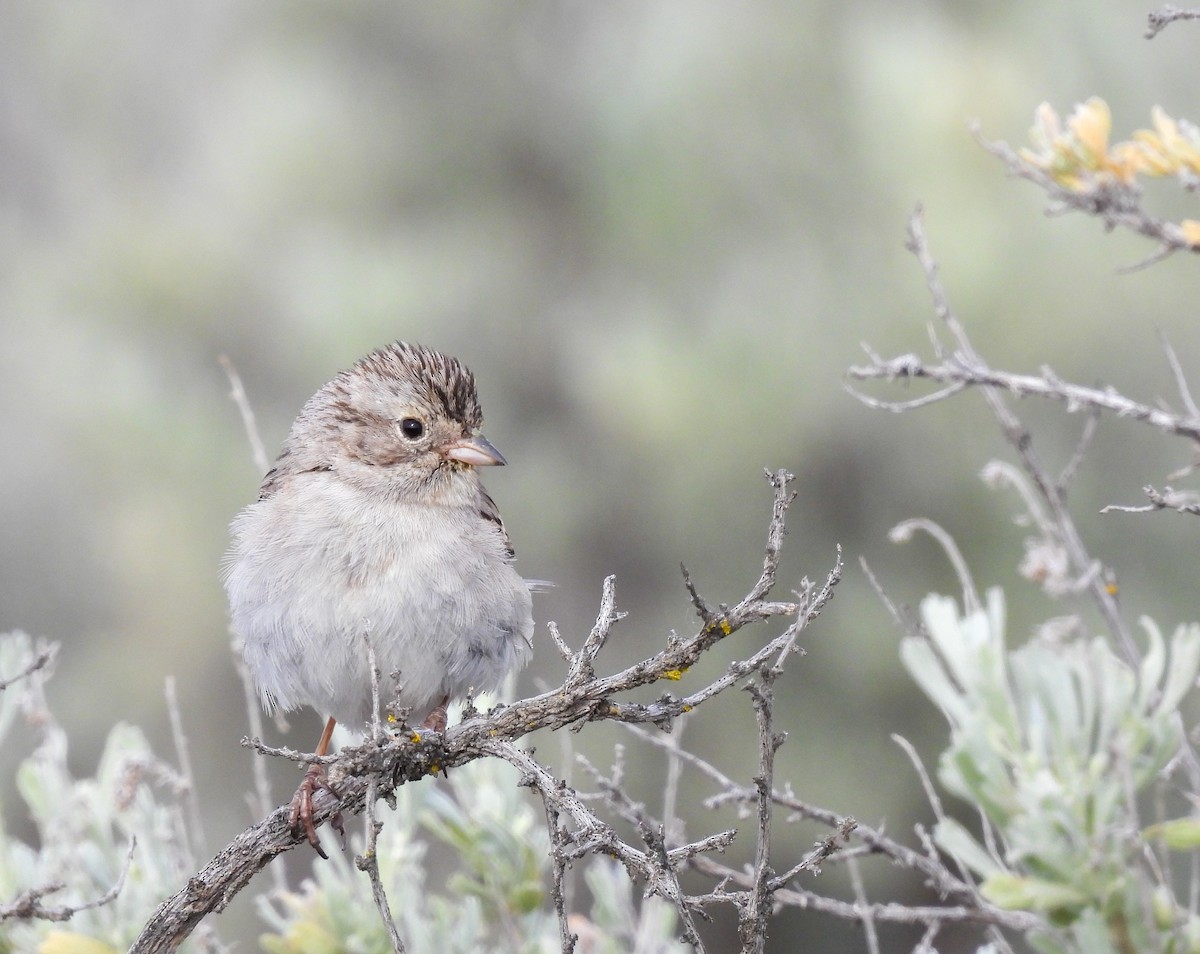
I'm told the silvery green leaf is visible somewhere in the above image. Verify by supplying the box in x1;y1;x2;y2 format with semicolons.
934;817;1003;879
1143;817;1200;850
1066;908;1123;954
920;593;995;694
1157;623;1200;717
980;872;1088;913
1137;616;1167;712
901;637;969;726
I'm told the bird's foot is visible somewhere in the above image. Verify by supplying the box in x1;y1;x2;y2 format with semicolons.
289;763;343;859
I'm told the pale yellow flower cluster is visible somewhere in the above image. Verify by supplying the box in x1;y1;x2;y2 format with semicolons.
1019;98;1200;246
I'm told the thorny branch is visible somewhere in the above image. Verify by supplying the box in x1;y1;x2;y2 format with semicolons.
847;349;1200;444
1102;485;1200;516
739;678;779;954
626;723;1040;937
130;469;843;953
536;793;576;954
498;741;718;951
0;839;136;924
356;633;406;954
1146;5;1200;39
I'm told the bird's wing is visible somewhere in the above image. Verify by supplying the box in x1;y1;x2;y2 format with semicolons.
479;488;516;561
257;449;332;501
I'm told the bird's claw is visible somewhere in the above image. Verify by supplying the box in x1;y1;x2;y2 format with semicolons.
289;763;340;859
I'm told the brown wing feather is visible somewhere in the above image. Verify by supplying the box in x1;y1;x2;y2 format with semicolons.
258;453;332;500
479;488;516;560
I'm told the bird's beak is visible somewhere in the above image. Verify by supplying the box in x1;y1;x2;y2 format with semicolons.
443;434;507;467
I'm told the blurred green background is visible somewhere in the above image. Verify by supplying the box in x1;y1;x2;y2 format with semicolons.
3;2;1200;950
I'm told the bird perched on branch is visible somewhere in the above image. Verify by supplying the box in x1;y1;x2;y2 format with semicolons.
223;341;535;855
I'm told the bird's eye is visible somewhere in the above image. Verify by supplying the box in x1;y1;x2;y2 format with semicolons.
399;417;425;440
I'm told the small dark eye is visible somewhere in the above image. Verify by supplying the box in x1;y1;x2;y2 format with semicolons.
400;417;424;440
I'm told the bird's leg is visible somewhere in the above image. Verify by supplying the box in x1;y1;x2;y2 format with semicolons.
290;699;448;858
289;716;339;858
419;695;450;733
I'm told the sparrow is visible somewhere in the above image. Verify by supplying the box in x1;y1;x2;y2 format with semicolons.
223;341;535;855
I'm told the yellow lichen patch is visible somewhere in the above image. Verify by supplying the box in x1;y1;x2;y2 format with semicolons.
662;668;684;681
705;618;733;637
